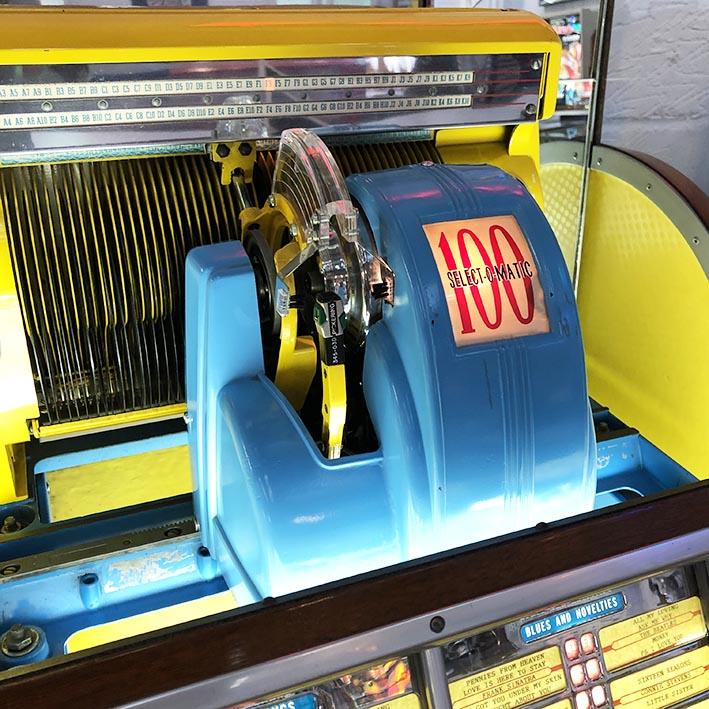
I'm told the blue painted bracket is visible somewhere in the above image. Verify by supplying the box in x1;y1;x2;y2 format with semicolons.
0;535;225;667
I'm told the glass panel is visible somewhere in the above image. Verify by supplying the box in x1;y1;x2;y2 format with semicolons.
229;656;419;709
538;5;596;283
0;0;608;685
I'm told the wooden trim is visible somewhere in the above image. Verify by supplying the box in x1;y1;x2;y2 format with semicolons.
1;482;707;707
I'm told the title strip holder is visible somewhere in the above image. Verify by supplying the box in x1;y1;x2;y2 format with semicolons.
519;592;626;643
0;54;543;157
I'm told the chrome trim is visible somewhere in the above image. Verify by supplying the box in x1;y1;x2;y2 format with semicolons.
0;54;543;157
121;529;709;709
540;139;585;166
421;647;453;709
0;524;197;580
590;145;708;276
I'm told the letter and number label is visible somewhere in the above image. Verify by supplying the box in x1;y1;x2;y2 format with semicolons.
423;215;550;346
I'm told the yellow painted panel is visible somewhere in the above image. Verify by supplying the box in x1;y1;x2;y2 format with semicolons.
35;403;186;440
437;126;508;147
373;694;421;709
0;445;25;502
449;646;566;709
46;445;192;522
578;170;709;478
600;597;707;672
0;190;38;502
540;162;583;276
0;235;37;444
0;9;556;97
609;646;709;709
65;590;237;653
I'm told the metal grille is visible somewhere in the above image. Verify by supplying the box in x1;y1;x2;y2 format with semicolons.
0;155;239;425
1;139;438;428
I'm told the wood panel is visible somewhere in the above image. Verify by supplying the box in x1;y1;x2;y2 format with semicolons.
1;482;707;708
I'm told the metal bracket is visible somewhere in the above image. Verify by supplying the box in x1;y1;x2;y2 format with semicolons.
209;141;256;186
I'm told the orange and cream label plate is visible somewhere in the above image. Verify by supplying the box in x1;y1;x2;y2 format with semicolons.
609;645;709;709
600;597;707;671
423;215;550;346
448;646;566;709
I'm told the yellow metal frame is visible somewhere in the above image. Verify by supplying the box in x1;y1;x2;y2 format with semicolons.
209;141;256;187
0;203;39;502
273;242;317;411
242;192;348;448
32;403;187;441
0;8;560;121
242;193;319;411
320;359;347;460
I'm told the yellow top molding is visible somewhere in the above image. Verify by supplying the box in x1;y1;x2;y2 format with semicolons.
0;8;560;64
0;8;561;119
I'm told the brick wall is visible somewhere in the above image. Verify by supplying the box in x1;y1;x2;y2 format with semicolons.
602;0;709;194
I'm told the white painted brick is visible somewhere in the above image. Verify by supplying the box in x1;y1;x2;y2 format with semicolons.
603;0;709;192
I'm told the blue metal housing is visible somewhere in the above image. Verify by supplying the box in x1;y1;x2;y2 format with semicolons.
186;164;596;603
0;419;693;664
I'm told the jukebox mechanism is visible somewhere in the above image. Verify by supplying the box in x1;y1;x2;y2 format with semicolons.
187;125;596;599
0;7;704;671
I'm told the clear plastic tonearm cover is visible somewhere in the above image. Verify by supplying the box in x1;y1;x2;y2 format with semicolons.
272;128;394;345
